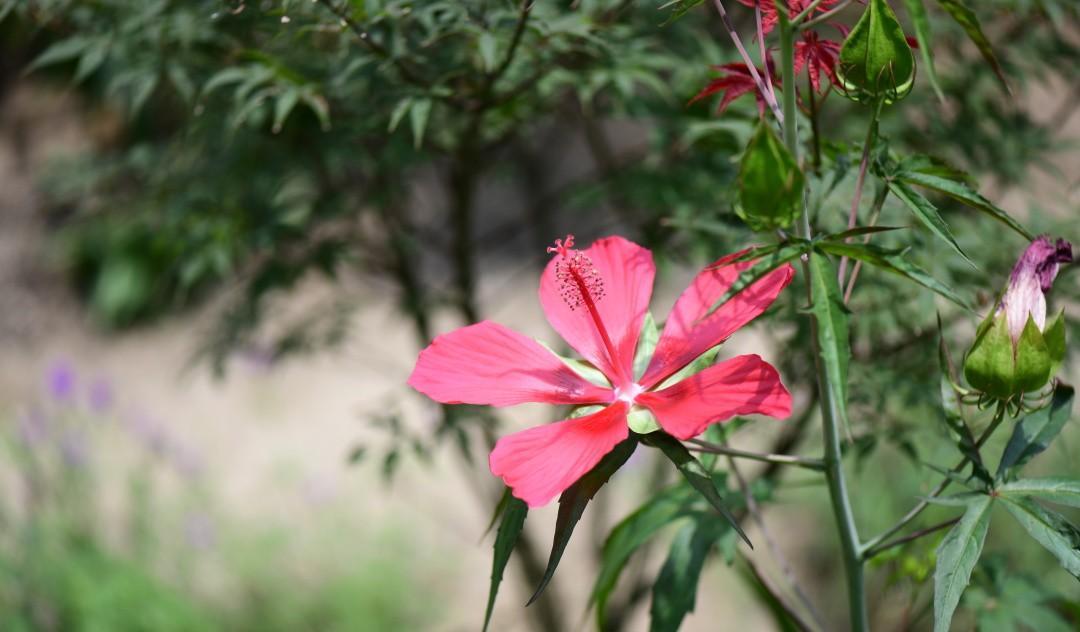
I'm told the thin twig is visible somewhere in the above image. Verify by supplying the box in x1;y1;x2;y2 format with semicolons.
755;1;777;106
842;185;888;304
799;0;854;31
864;518;960;558
836;104;880;284
687;439;825;471
709;0;785;124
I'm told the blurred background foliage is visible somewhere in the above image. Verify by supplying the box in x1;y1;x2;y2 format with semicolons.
0;0;1078;630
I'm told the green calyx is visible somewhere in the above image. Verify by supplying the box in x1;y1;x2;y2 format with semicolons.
963;310;1065;400
736;121;805;232
836;0;916;105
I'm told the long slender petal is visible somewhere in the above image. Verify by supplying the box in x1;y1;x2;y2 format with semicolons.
638;355;791;440
539;237;655;387
641;252;794;389
489;402;630;508
408;321;612;407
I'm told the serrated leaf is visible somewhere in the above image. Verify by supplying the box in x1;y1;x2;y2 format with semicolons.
592;483;702;628
897;164;1032;239
649;517;729;632
901;0;944;102
700;241;811;320
934;0;1009;93
997;384;1075;476
934;494;992;632
998;478;1080;509
641;432;751;547
887;180;973;266
528;437;637;605
1000;496;1080;579
815;241;971;309
483;496;528;632
809;250;851;426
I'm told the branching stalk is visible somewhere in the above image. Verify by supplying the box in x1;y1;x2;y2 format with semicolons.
837;102;881;284
710;0;785;123
687;439;825;470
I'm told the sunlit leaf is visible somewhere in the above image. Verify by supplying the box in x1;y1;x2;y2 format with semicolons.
934;494;992;632
483;495;528;631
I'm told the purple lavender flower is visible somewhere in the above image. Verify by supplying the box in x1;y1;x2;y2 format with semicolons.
46;361;77;403
88;378;114;414
998;236;1072;340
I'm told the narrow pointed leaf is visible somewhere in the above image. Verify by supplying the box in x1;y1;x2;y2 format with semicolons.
815;241;971;309
896;170;1032;240
528;437;637;605
934;494;993;632
901;0;944;102
935;0;1009;93
997;384;1074;477
483;496;528;631
887;180;973;266
809;251;852;425
998;478;1080;509
642;432;751;547
701;240;811;319
649;517;729;632
1000;496;1080;579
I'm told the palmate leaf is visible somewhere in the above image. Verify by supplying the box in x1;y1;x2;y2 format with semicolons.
814;241;971;309
808;251;852;431
934;494;993;632
483;493;528;632
1000;496;1080;579
997;384;1075;478
649;516;730;632
887;180;973;267
592;483;703;628
641;432;751;547
895;168;1032;240
934;0;1009;93
528;437;637;605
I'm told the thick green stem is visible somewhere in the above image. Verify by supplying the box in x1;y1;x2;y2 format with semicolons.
779;18;869;632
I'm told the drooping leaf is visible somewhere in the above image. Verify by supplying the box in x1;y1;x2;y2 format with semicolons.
593;483;703;628
815;241;971;309
483;496;528;631
836;0;916;104
649;517;729;632
808;250;851;422
901;0;944;101
934;0;1009;93
641;432;751;547
998;478;1080;509
997;383;1074;477
887;180;973;266
528;437;638;605
934;494;993;632
896;169;1032;240
736;121;806;232
1000;496;1080;579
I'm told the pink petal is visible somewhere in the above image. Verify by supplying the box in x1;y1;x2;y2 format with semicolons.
408;321;612;407
638;355;792;440
539;237;655;388
640;251;794;389
489;402;630;508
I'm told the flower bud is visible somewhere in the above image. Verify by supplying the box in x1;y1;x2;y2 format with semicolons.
964;236;1072;399
835;0;915;105
736;121;805;232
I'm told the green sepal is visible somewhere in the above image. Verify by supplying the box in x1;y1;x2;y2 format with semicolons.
964;311;1016;399
1014;315;1051;394
628;408;662;434
736;121;805;232
1043;309;1066;374
836;0;916;105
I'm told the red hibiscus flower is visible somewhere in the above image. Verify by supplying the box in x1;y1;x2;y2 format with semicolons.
737;0;840;35
795;30;842;92
409;235;794;507
689;61;778;116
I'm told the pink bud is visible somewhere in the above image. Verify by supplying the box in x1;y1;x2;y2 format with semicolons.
998;236;1072;341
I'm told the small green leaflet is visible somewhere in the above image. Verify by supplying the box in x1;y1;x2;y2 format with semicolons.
887;180;973;267
895;168;1032;241
998;478;1080;509
528;437;637;605
483;494;528;632
997;384;1074;477
934;494;992;632
1000;496;1080;580
649;517;730;632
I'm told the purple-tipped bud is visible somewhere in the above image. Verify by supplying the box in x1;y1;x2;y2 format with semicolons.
998;236;1072;340
47;361;77;403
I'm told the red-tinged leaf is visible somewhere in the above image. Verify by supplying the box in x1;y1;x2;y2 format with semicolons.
688;62;778;116
736;0;840;35
795;31;841;93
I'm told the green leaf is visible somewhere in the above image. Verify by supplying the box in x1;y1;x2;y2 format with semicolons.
634;312;659;381
808;251;852;421
896;169;1032;240
592;483;702;628
998;478;1080;509
825;225;905;241
483;496;528;632
528;437;637;605
272;88;300;134
477;32;499;72
1000;496;1080;579
887;180;973;266
901;0;944;102
27;37;91;72
642;432;751;547
934;494;993;632
409;97;433;149
934;0;1009;93
997;384;1075;476
700;241;811;320
815;241;971;309
649;517;728;632
836;0;916;104
736;121;805;232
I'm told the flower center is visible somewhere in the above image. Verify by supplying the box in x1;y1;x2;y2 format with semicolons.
547;234;631;388
614;383;644;405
